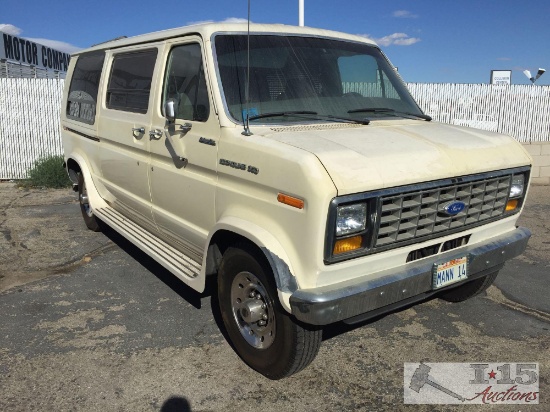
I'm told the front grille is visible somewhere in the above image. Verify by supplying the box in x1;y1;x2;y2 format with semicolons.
325;166;529;264
376;175;511;247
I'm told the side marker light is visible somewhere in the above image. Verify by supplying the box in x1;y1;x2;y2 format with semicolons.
277;193;304;209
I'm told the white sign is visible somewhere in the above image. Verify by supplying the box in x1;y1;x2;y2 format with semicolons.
404;362;539;405
490;70;512;85
0;31;70;73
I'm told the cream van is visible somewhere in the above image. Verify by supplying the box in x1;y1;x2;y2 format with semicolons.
61;23;531;379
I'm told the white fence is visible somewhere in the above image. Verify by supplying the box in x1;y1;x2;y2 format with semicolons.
408;83;550;143
343;80;400;99
1;80;550;179
0;78;64;179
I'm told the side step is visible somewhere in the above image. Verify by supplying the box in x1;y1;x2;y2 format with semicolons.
94;205;204;291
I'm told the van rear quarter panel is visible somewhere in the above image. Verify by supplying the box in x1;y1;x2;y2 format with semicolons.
61;56;102;186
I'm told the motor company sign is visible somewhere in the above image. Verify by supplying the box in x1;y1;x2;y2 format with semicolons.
1;31;70;73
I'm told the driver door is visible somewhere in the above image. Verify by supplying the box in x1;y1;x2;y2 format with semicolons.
148;39;219;259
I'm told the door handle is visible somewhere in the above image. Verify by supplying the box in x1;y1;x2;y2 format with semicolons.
149;129;163;140
132;127;145;139
179;123;192;135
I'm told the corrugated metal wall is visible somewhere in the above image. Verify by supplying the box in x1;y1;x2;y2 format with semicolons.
0;78;64;179
1;80;549;179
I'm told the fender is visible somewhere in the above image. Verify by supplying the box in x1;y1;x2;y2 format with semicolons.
203;216;298;311
65;151;109;212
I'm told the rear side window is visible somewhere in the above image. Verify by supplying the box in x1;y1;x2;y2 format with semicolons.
66;51;105;125
106;49;158;114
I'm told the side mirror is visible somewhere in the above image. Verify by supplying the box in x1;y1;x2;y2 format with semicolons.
164;98;178;123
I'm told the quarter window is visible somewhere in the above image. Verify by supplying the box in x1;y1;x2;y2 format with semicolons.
66;51;105;124
106;49;158;114
162;43;210;122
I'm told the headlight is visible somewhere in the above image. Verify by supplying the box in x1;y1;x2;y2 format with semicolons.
509;174;525;199
506;173;527;212
336;203;367;236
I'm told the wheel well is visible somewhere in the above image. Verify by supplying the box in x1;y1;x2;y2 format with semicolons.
66;158;82;187
206;230;257;275
206;229;297;293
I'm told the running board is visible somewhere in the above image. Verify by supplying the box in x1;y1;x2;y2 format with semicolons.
94;206;203;290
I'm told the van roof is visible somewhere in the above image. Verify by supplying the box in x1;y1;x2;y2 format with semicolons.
74;23;377;55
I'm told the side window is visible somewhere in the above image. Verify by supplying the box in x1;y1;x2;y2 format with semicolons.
106;49;158;114
66;51;105;124
162;43;210;122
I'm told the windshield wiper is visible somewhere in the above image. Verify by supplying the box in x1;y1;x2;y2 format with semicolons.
321;114;370;125
247;111;318;121
348;107;432;121
247;111;370;126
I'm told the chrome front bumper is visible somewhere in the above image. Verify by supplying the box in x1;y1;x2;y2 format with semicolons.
289;227;531;325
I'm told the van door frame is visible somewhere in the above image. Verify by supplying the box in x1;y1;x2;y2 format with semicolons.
148;36;220;260
95;43;164;232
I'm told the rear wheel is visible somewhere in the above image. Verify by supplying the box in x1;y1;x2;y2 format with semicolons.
218;244;322;379
77;172;101;232
439;271;499;302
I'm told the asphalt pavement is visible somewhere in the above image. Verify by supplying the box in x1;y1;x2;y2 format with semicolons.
0;183;548;411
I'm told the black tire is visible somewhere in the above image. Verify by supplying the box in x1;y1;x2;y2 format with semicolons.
218;244;322;379
439;271;499;302
77;172;101;232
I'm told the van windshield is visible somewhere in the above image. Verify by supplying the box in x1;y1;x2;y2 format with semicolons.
214;34;425;124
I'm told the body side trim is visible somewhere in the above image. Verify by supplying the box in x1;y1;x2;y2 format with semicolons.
65;127;100;142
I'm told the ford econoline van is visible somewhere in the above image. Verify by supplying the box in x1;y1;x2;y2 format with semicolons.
61;23;531;379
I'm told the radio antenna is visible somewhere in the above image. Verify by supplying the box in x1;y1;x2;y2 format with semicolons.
242;0;253;136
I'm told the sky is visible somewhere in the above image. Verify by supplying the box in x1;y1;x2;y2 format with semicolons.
1;0;549;85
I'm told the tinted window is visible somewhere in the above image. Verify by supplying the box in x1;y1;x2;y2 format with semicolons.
106;49;157;114
66;52;105;124
162;43;209;122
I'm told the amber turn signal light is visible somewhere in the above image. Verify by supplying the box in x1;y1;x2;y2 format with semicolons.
505;199;519;212
277;193;304;209
333;235;363;255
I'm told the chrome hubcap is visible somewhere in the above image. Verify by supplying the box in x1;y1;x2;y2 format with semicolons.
231;271;275;349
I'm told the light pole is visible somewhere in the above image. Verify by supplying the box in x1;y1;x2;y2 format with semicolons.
523;68;546;84
299;0;304;26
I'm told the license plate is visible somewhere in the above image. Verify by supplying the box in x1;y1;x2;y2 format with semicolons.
433;256;468;289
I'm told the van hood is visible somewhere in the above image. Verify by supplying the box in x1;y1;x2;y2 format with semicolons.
265;121;532;195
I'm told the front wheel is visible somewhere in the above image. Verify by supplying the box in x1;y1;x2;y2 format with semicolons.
438;271;499;302
218;244;322;379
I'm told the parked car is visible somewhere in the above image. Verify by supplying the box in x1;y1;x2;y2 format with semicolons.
61;23;532;379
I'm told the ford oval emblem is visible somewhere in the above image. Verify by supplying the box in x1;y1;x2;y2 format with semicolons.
441;201;466;216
